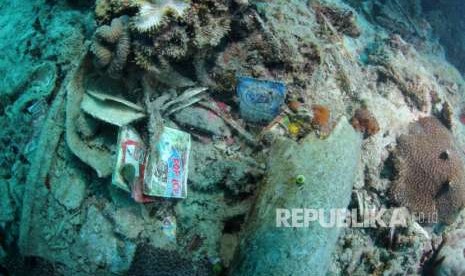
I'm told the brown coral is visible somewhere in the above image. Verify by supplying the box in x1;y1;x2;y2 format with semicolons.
90;15;130;78
391;117;465;224
351;107;380;138
311;104;330;129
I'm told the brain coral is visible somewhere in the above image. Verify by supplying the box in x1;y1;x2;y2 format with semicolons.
90;15;130;78
391;117;465;224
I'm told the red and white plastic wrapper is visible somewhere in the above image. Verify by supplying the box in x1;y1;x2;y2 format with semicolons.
112;126;154;203
144;127;191;199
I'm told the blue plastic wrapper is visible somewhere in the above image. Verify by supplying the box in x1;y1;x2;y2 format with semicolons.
237;76;286;123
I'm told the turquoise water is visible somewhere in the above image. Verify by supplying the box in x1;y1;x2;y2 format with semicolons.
1;1;465;275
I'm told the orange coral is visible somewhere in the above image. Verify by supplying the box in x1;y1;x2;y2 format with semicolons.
311;104;330;129
351;107;380;138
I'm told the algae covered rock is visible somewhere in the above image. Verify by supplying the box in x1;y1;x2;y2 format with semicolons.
231;117;362;276
434;229;465;276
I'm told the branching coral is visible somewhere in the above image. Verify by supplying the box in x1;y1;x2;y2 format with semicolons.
131;0;190;33
390;117;465;224
91;15;130;78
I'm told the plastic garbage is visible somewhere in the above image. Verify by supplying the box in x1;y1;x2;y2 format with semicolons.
144;127;191;199
237;76;286;124
112;126;146;193
81;90;146;127
161;216;177;241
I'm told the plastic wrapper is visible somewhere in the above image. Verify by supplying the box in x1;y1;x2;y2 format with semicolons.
144;127;191;199
237;76;286;123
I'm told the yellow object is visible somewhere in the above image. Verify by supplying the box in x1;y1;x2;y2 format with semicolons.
288;122;301;136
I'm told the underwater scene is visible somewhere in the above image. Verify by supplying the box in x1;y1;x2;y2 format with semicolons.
1;0;465;275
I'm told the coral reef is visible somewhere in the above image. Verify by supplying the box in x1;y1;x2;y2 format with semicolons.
350;107;380;138
5;0;465;275
91;15;130;78
433;229;465;275
131;0;190;33
186;0;231;48
311;104;331;132
390;117;465;224
313;3;361;37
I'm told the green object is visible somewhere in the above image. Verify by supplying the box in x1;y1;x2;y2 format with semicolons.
295;175;305;185
231;117;362;276
212;263;223;274
121;164;136;184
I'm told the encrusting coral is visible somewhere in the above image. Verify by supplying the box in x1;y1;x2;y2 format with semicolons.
390;117;465;224
351;107;380;138
90;15;130;78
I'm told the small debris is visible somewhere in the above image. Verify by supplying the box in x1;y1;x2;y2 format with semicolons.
161;216;177;241
295;175;306;185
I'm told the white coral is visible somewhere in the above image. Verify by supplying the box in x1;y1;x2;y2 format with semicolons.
132;0;190;33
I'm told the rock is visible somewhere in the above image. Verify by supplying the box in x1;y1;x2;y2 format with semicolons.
230;117;362;276
77;206;135;273
51;169;87;210
113;208;144;240
434;229;465;276
173;106;231;138
0;180;14;223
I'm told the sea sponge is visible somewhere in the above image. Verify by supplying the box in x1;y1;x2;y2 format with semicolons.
132;0;190;33
350;107;380;138
91;15;130;78
390;117;465;224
